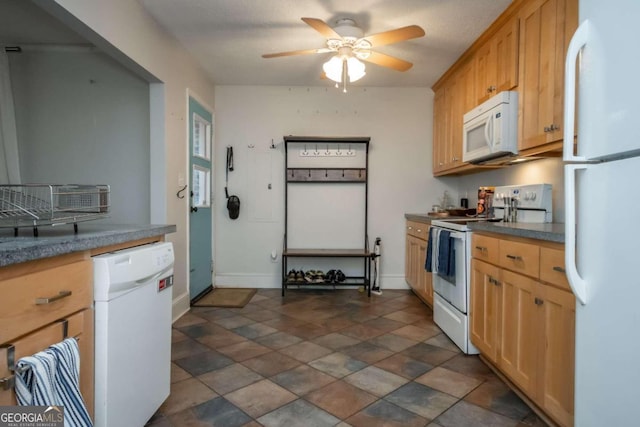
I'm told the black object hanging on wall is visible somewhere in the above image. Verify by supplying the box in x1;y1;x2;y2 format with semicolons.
225;146;240;219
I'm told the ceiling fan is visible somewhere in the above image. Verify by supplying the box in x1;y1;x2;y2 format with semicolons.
262;17;425;90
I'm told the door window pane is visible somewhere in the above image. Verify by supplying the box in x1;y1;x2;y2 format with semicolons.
192;165;211;207
192;113;211;160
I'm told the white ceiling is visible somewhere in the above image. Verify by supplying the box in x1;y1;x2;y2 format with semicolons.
0;0;513;88
139;0;513;87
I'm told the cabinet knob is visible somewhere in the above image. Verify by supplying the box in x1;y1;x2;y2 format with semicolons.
552;266;566;273
408;226;413;230
544;123;560;133
488;276;500;286
487;85;496;93
475;245;487;252
417;229;422;233
534;297;544;306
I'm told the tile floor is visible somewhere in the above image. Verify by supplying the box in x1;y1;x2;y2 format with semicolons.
147;289;547;427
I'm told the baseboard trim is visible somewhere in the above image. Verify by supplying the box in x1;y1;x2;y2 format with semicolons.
172;291;191;323
214;273;410;290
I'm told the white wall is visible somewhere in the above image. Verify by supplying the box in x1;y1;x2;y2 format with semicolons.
10;50;150;224
455;157;565;222
214;86;458;289
44;0;216;320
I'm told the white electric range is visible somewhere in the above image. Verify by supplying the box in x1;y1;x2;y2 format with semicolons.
429;184;552;354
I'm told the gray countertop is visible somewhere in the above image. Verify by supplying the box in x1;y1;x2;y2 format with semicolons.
405;213;564;243
468;221;565;243
0;223;176;267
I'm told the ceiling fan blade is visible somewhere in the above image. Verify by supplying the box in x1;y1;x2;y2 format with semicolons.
362;51;414;72
361;25;425;47
301;17;342;39
262;48;332;58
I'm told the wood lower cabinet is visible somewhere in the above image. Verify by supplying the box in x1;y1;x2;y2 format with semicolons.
0;253;94;416
405;220;433;307
470;233;575;427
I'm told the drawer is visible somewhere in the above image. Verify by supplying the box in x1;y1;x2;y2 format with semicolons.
472;234;500;264
406;220;429;240
0;260;92;343
499;240;540;279
0;309;93;409
540;247;571;292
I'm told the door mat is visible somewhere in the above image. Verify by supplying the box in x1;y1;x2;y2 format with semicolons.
192;288;257;308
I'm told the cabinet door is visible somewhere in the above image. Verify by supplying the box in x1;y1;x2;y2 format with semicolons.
416;237;433;307
499;269;538;397
470;259;501;363
537;284;575;427
406;235;422;290
432;86;449;174
450;59;475;168
475;17;519;105
519;0;577;151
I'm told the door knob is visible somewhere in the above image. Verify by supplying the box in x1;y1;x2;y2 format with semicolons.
190;206;198;213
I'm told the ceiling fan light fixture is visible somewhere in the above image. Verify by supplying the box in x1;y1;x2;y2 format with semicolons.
346;57;366;82
323;56;344;82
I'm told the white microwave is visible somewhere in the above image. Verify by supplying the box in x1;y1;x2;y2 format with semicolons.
462;91;518;164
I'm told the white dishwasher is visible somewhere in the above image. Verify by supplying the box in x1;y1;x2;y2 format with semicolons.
93;241;174;427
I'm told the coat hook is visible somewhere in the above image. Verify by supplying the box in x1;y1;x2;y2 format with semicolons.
325;169;328;178
342;169;345;178
248;144;255;149
270;139;276;149
177;185;188;199
308;169;311;178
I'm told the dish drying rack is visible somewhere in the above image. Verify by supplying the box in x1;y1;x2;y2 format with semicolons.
0;184;110;236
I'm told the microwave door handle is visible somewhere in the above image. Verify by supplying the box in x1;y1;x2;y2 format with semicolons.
484;113;494;147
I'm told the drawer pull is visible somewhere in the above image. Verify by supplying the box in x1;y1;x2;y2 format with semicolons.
506;254;523;261
475;246;487;252
417;229;422;233
0;376;15;391
488;276;500;286
534;297;544;306
408;226;413;230
552;266;566;273
35;290;72;305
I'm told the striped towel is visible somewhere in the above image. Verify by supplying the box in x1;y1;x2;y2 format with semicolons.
15;337;93;427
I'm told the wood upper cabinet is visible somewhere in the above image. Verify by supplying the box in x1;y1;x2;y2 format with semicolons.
519;0;578;152
432;59;474;175
475;17;520;104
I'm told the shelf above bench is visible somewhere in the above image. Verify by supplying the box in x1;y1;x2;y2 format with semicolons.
287;168;366;183
283;248;372;258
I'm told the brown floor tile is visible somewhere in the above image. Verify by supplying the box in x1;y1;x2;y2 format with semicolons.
312;332;361;350
172;313;207;328
439;354;496;381
425;334;463;353
312;315;358;332
463;377;533;420
197;363;263;395
374;354;434;379
365;317;406;333
271;365;336;395
243;309;281;322
435;400;520;427
340;323;386;340
257;399;341;427
214;315;255;330
217;341;272;362
341;341;394;364
391;324;441;342
171;362;192;383
171;338;211;361
225;379;297;418
232;323;279;339
308;352;367;378
285;323;333;340
279;341;333;363
343;366;408;397
196;329;247;349
415;366;483;398
159;378;217;415
384;381;459;421
254;331;303;349
384;310;427;324
172;329;190;343
241;351;301;377
401;343;458;366
305;380;377;419
346;399;429;427
369;333;418;352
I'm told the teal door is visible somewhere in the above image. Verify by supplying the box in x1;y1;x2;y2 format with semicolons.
189;97;213;301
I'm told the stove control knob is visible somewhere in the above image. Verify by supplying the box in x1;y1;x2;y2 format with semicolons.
530;192;537;201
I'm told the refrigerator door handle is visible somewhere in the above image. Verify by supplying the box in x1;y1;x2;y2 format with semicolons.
564;19;590;162
564;164;588;305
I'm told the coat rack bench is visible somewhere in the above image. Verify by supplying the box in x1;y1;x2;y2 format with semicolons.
282;136;372;297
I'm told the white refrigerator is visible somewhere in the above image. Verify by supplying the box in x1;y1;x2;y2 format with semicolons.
564;0;640;425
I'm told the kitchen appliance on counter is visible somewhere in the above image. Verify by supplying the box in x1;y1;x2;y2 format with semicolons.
429;183;553;354
563;1;640;425
462;91;518;164
493;183;553;223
